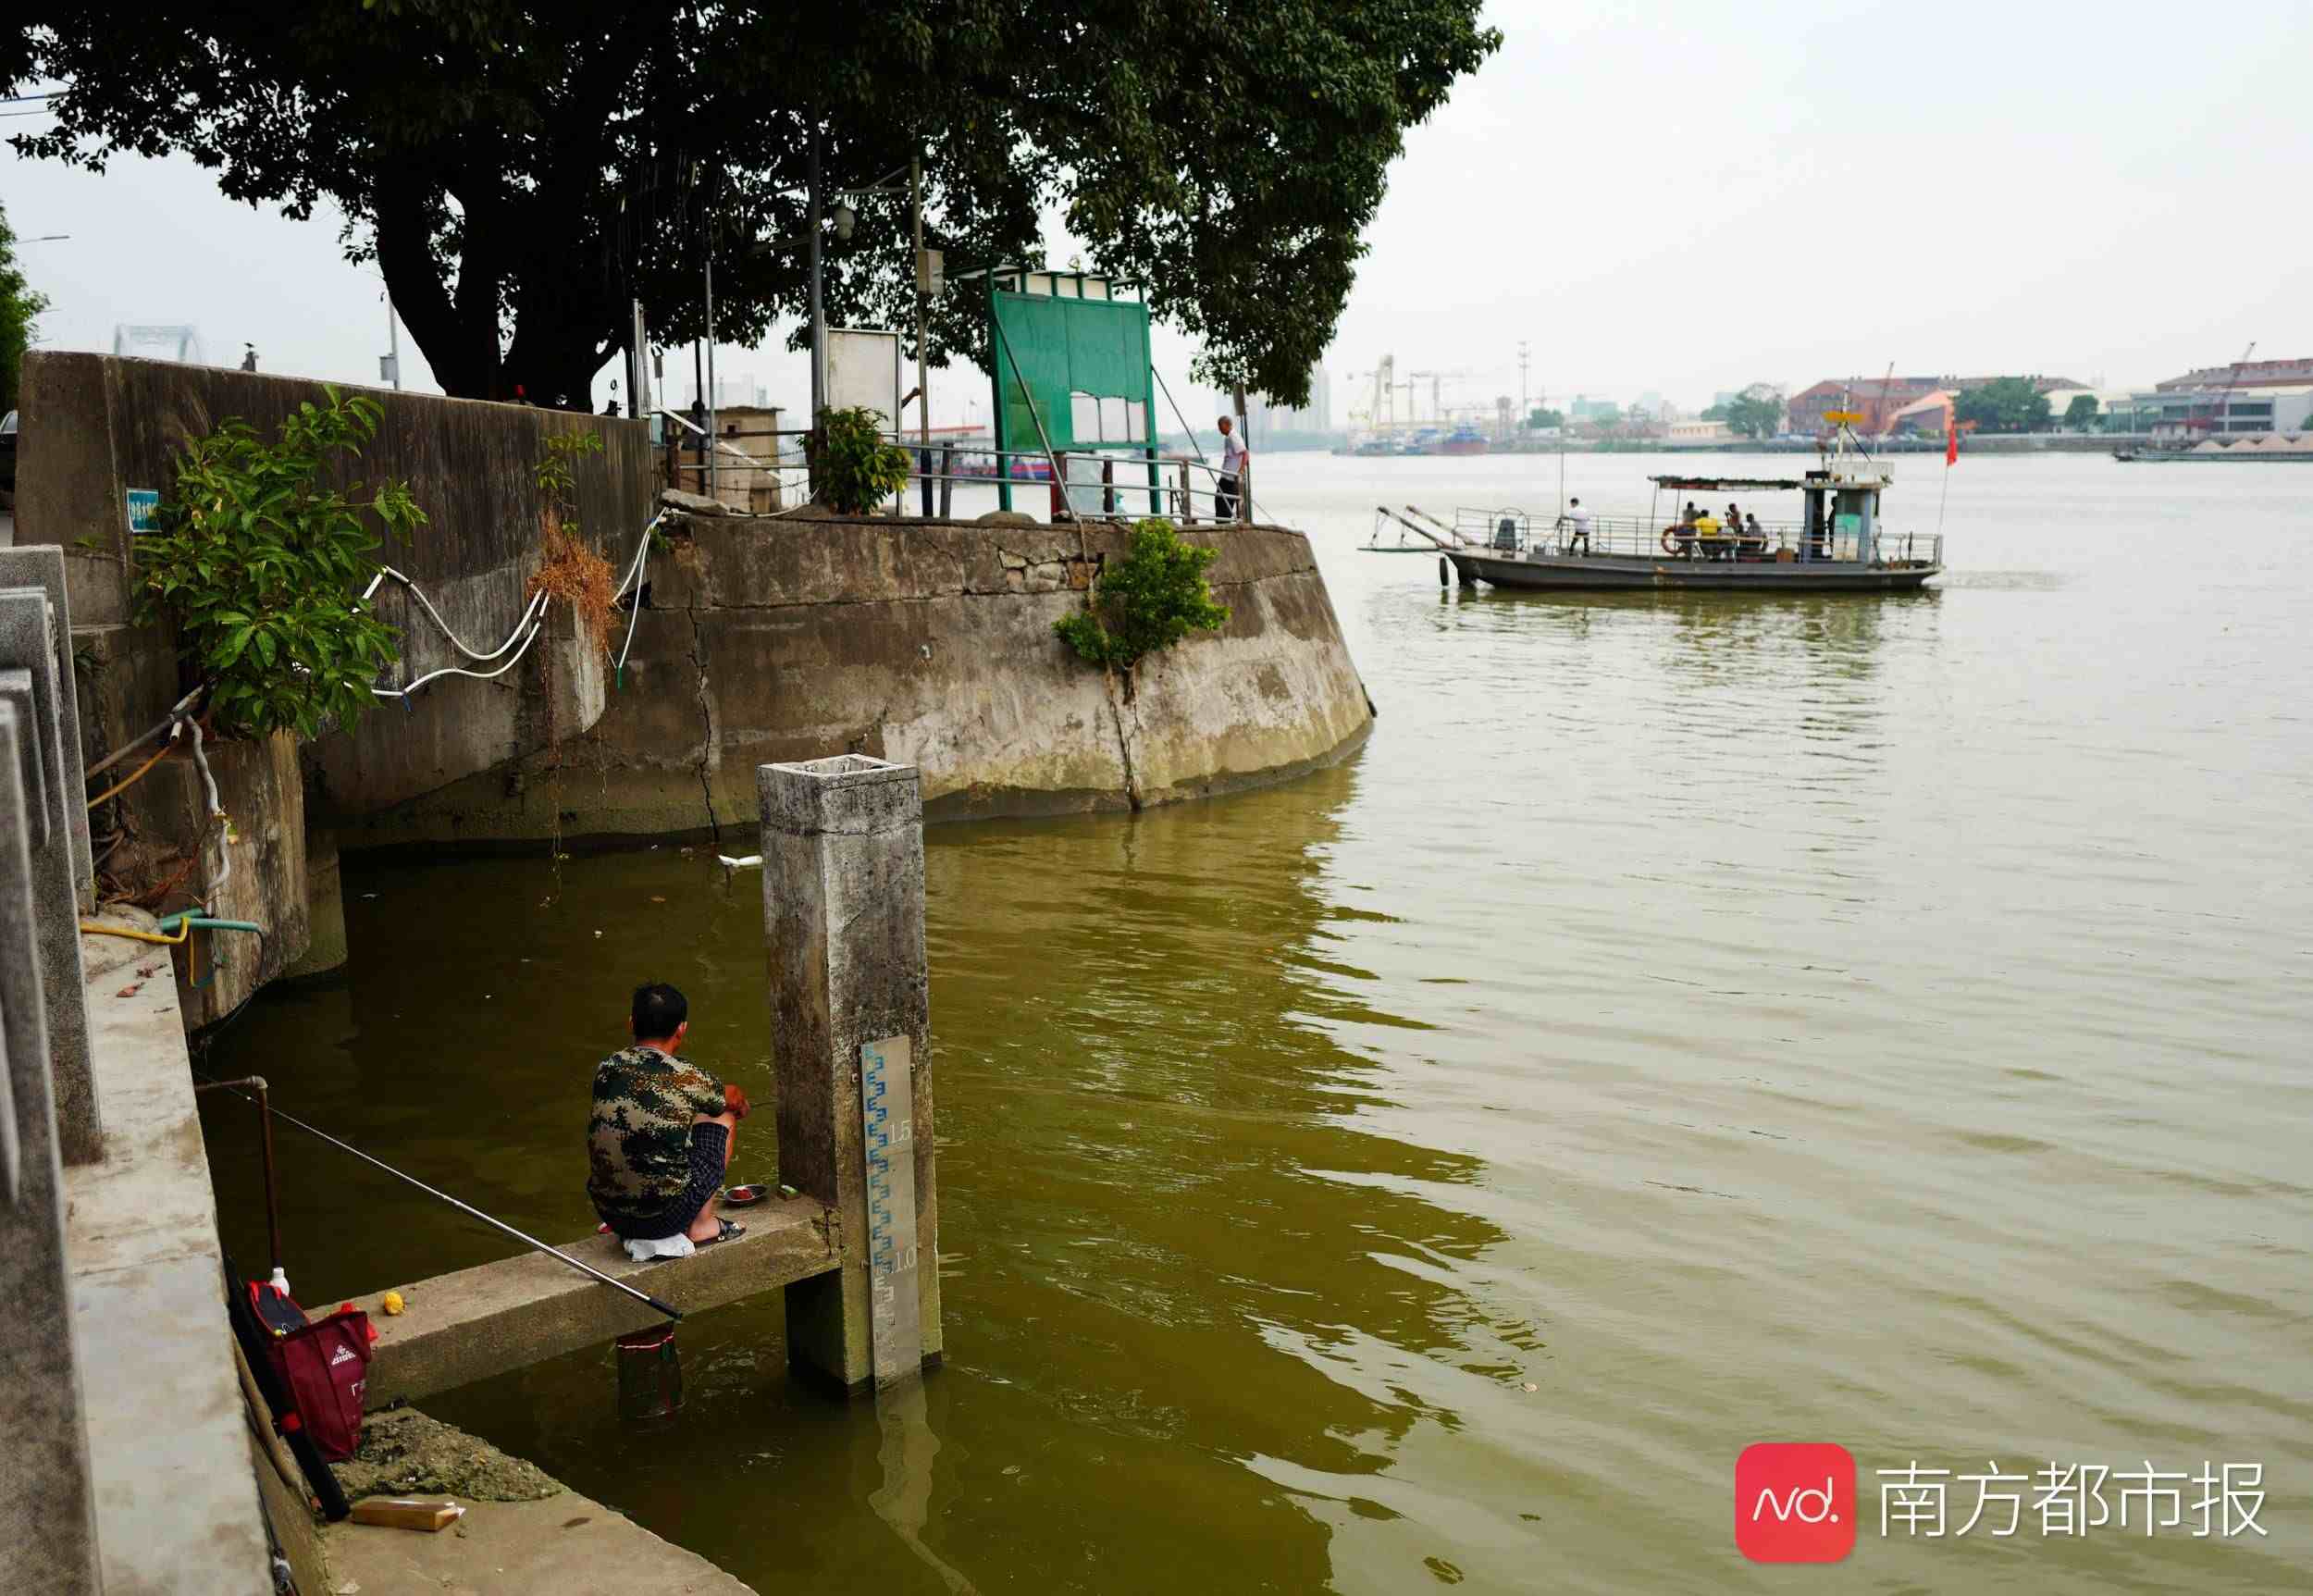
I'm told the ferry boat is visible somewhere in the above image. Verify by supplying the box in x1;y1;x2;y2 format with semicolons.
1364;423;1942;593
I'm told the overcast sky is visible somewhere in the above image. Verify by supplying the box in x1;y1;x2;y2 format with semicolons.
6;0;2307;425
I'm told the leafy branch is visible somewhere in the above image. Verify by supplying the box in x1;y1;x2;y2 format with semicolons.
135;387;424;737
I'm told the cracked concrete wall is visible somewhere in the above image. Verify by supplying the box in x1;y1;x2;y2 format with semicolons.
18;351;644;819
339;513;1375;847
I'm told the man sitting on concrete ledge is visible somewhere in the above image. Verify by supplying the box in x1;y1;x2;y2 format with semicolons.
588;983;748;1259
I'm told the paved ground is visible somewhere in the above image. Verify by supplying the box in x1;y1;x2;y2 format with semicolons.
327;1493;757;1596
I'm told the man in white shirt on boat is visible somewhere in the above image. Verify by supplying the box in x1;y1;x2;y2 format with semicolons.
1216;416;1248;522
1558;497;1591;555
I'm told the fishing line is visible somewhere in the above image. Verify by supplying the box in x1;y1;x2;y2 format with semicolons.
193;1070;683;1322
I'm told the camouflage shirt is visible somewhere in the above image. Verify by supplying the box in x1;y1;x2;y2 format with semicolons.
587;1045;728;1222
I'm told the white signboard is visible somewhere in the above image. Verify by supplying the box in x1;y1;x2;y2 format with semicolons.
827;328;903;431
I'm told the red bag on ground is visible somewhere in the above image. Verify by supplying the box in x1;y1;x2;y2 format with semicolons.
263;1305;373;1463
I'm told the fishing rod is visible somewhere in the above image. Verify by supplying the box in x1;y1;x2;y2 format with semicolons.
196;1072;683;1323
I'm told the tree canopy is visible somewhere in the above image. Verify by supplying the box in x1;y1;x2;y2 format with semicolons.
1954;377;2051;434
10;3;1497;409
2062;393;2101;432
0;203;49;413
1724;386;1784;440
1521;406;1564;430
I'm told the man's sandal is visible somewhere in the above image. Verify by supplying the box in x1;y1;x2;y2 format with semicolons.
696;1218;746;1248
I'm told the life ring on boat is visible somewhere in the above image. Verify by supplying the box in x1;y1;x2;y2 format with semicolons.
1661;527;1688;555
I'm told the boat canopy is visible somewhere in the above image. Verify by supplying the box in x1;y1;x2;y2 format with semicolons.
1648;476;1811;492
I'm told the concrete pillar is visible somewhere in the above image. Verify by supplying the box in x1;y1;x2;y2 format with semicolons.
0;702;105;1596
758;754;940;1392
0;589;99;1164
0;549;94;913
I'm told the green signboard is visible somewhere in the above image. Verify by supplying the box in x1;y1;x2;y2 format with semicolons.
987;270;1159;513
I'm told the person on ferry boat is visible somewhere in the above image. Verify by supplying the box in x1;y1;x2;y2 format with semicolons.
1560;497;1591;553
1692;507;1724;557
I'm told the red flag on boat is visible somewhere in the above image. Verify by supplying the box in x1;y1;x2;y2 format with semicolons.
1946;408;1960;466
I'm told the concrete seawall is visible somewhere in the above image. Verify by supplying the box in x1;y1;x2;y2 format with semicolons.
334;511;1376;845
19;353;646;1010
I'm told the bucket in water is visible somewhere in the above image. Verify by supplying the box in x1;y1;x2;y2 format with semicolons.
615;1324;683;1420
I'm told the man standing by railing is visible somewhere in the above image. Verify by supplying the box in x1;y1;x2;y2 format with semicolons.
1217;414;1249;522
1560;497;1591;554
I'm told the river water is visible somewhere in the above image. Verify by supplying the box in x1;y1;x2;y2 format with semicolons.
202;451;2309;1593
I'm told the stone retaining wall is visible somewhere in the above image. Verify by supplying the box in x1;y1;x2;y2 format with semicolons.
334;510;1376;845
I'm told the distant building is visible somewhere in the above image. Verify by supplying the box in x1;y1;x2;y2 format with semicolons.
2108;381;2313;441
1787;377;1946;435
1570;395;1619;421
2099;356;2313;440
1886;391;1956;435
2154;356;2313;392
1667;418;1731;441
1787;374;2088;435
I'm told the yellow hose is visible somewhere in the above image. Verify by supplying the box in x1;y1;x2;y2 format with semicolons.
79;919;192;946
86;741;172;810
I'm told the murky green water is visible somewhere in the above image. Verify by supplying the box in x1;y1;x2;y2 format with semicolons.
203;452;2310;1592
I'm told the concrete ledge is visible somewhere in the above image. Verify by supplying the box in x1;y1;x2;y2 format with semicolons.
328;1491;757;1596
67;915;270;1593
354;1195;837;1404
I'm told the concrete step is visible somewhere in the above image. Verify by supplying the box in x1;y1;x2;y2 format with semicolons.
353;1195;836;1404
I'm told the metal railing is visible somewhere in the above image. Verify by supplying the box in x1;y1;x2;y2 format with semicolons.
1522;515;1942;567
655;416;1259;525
911;445;1254;525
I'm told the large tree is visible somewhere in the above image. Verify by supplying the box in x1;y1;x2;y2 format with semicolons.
1954;377;2052;435
0;203;49;413
1725;384;1784;440
10;3;1497;409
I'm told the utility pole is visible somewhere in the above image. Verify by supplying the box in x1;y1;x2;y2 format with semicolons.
911;158;930;447
911;153;933;516
385;294;402;390
809;125;826;423
626;299;649;419
704;225;719;499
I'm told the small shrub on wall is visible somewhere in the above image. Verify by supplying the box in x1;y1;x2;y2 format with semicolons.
817;406;912;514
1054;518;1231;672
136;387;425;737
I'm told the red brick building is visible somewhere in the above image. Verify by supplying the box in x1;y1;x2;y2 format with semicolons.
1786;378;1947;437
